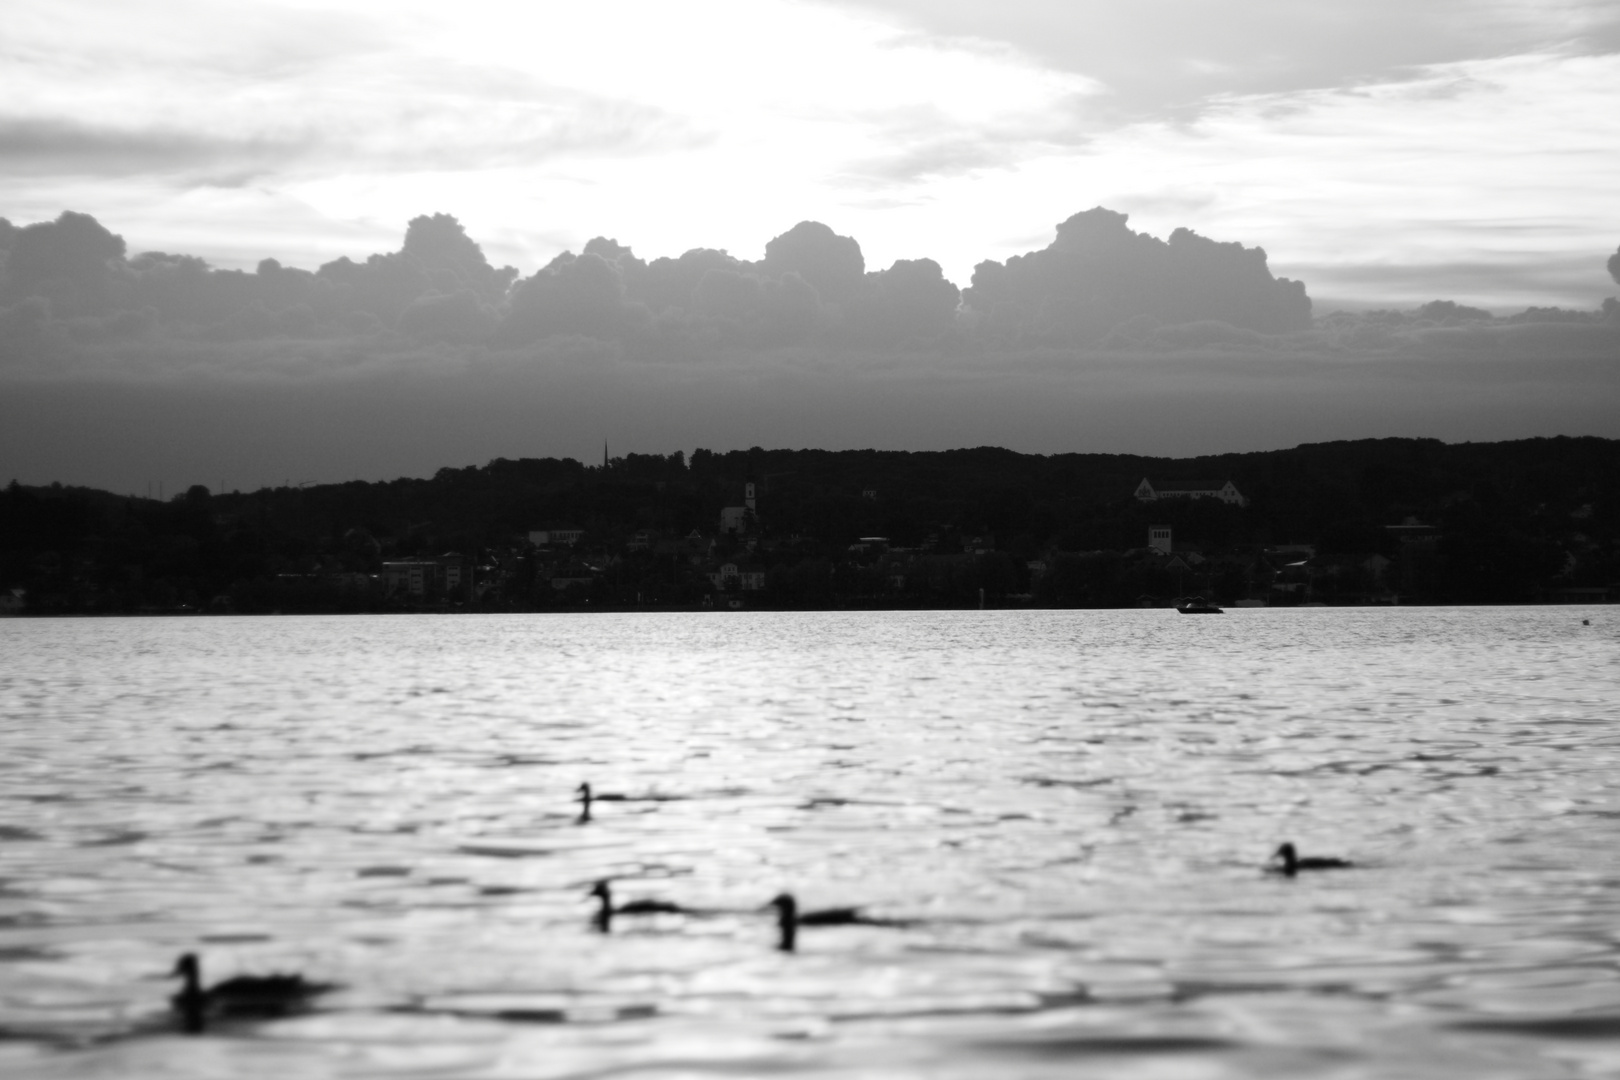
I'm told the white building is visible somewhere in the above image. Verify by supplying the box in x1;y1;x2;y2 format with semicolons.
1134;478;1248;507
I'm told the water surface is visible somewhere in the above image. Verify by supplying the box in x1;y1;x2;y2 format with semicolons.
2;608;1618;1077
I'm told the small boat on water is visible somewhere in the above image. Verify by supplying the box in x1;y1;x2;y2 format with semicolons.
1174;596;1224;614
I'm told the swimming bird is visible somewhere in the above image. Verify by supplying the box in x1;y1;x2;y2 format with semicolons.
168;952;334;1033
576;782;628;823
767;892;898;952
589;879;686;933
1268;842;1354;877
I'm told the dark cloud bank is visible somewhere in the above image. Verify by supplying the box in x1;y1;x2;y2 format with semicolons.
1;209;1617;492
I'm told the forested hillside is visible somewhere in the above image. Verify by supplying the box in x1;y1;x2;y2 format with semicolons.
4;437;1616;614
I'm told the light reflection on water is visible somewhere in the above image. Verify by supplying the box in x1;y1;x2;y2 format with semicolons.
1;607;1618;1077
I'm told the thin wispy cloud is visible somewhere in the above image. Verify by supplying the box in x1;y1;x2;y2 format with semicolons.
826;0;1620;115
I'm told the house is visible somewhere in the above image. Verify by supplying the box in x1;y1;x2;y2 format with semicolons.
381;556;465;598
1134;478;1248;507
529;527;584;547
1148;525;1172;553
708;562;766;591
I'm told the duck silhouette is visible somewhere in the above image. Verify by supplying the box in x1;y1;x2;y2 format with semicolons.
589;880;687;932
169;952;334;1033
1268;842;1354;877
576;782;628;823
766;892;909;952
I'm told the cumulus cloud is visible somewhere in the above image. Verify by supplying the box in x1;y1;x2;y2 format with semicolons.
762;221;867;311
860;258;960;342
502;251;639;343
962;207;1310;343
8;205;1620;373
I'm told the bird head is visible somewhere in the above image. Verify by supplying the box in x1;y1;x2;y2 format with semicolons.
589;880;611;900
171;953;199;979
765;893;797;918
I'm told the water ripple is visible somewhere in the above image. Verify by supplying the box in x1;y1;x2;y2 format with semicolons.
0;607;1617;1077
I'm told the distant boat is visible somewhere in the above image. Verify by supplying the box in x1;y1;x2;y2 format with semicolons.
1174;596;1224;614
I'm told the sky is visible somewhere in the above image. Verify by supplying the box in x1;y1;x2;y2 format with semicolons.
2;0;1619;493
4;0;1618;310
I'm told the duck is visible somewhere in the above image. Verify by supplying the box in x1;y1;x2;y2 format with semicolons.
168;952;334;1033
1268;842;1354;877
767;892;903;952
589;879;687;933
576;782;628;823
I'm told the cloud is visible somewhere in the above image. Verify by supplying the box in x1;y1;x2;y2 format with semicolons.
400;213;518;304
1609;244;1619;286
0;210;126;319
962;207;1311;342
861;258;960;341
398;290;498;344
8;205;1618;372
2;0;1610;317
818;0;1620;118
1297;254;1618;314
0;117;313;180
502;251;645;344
762;221;867;310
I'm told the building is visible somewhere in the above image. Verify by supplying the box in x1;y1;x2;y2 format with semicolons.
708;562;766;591
1385;520;1442;596
381;556;465;598
719;481;758;535
529;527;584;547
1148;525;1172;554
1134;478;1248;507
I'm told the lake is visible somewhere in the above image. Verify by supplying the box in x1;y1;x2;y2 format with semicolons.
1;607;1617;1078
